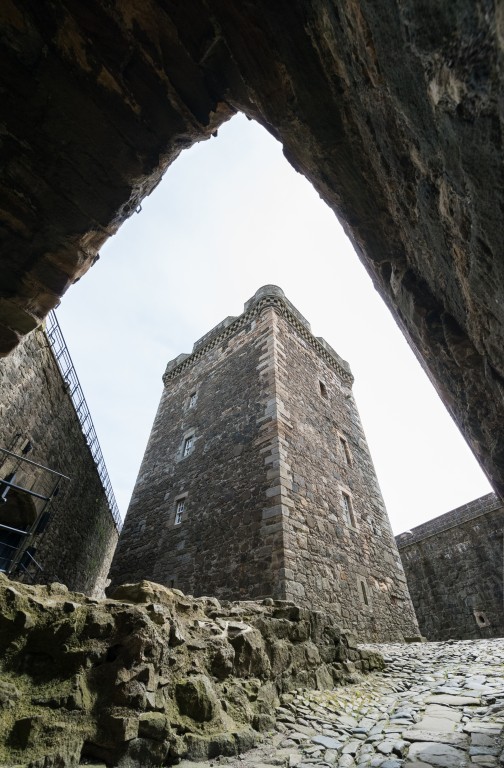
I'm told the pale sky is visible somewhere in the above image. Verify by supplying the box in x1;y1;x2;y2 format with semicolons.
56;113;491;534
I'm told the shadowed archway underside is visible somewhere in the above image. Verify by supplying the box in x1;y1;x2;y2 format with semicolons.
1;1;503;496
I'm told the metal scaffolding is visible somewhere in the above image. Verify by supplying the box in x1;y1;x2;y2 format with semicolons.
0;446;69;578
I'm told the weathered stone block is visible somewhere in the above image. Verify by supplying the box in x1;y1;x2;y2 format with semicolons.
9;716;43;749
175;675;218;722
138;712;170;741
230;628;271;678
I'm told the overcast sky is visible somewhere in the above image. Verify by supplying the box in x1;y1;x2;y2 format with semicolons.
56;113;491;534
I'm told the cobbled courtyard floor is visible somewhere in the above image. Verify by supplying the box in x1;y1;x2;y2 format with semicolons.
181;638;504;768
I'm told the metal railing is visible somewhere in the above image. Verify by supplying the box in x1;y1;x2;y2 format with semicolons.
45;311;122;531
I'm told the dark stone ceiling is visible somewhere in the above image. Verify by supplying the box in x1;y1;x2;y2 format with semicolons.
1;1;503;496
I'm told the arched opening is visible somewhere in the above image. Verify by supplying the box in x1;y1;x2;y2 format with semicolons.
55;115;491;533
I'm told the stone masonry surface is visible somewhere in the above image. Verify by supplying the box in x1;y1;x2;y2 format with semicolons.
396;494;504;641
180;637;504;768
109;287;418;642
0;326;118;596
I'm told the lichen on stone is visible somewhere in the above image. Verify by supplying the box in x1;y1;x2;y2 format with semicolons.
0;575;382;767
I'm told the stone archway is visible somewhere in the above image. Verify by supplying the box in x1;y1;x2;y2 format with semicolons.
0;1;503;497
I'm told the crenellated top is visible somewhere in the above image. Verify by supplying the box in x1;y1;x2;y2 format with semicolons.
163;286;353;386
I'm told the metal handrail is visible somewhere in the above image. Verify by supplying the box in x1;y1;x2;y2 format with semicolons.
0;447;70;479
45;311;122;531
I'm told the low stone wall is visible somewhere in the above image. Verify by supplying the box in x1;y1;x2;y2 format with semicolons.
396;494;504;640
0;575;383;767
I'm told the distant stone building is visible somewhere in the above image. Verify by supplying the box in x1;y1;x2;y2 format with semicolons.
0;314;119;596
110;286;418;641
396;493;504;640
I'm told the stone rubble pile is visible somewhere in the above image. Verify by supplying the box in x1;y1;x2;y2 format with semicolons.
207;638;504;768
0;575;382;767
3;571;503;768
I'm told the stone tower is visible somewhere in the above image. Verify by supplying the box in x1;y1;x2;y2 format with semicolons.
110;286;418;641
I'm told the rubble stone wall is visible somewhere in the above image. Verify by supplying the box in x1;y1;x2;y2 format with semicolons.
274;311;418;641
110;307;280;599
0;327;118;595
396;494;504;640
0;575;383;768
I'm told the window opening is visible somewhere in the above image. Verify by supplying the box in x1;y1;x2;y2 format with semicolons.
175;499;185;525
340;435;352;466
341;491;356;527
360;579;369;606
183;435;194;457
189;392;197;408
473;610;490;628
319;381;328;398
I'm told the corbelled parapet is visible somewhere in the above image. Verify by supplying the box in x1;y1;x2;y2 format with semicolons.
163;285;353;386
0;574;383;768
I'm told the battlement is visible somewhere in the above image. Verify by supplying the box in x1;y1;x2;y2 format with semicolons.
164;285;353;385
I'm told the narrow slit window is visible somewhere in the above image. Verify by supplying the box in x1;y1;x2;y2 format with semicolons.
340;435;352;466
175;499;185;525
341;491;356;527
183;435;194;457
360;580;369;606
189;392;197;408
319;381;328;398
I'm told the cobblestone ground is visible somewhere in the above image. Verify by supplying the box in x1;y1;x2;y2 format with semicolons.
182;639;504;768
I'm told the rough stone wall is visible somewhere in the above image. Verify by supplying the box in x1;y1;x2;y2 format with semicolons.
273;312;418;641
110;287;419;642
0;575;383;768
110;305;279;598
0;326;118;595
396;494;504;641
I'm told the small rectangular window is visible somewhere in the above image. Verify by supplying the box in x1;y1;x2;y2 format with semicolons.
341;491;356;527
175;499;185;525
183;435;193;457
359;579;369;606
340;435;352;466
319;380;328;398
189;392;197;408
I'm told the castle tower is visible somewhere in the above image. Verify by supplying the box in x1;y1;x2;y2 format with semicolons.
109;286;418;641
